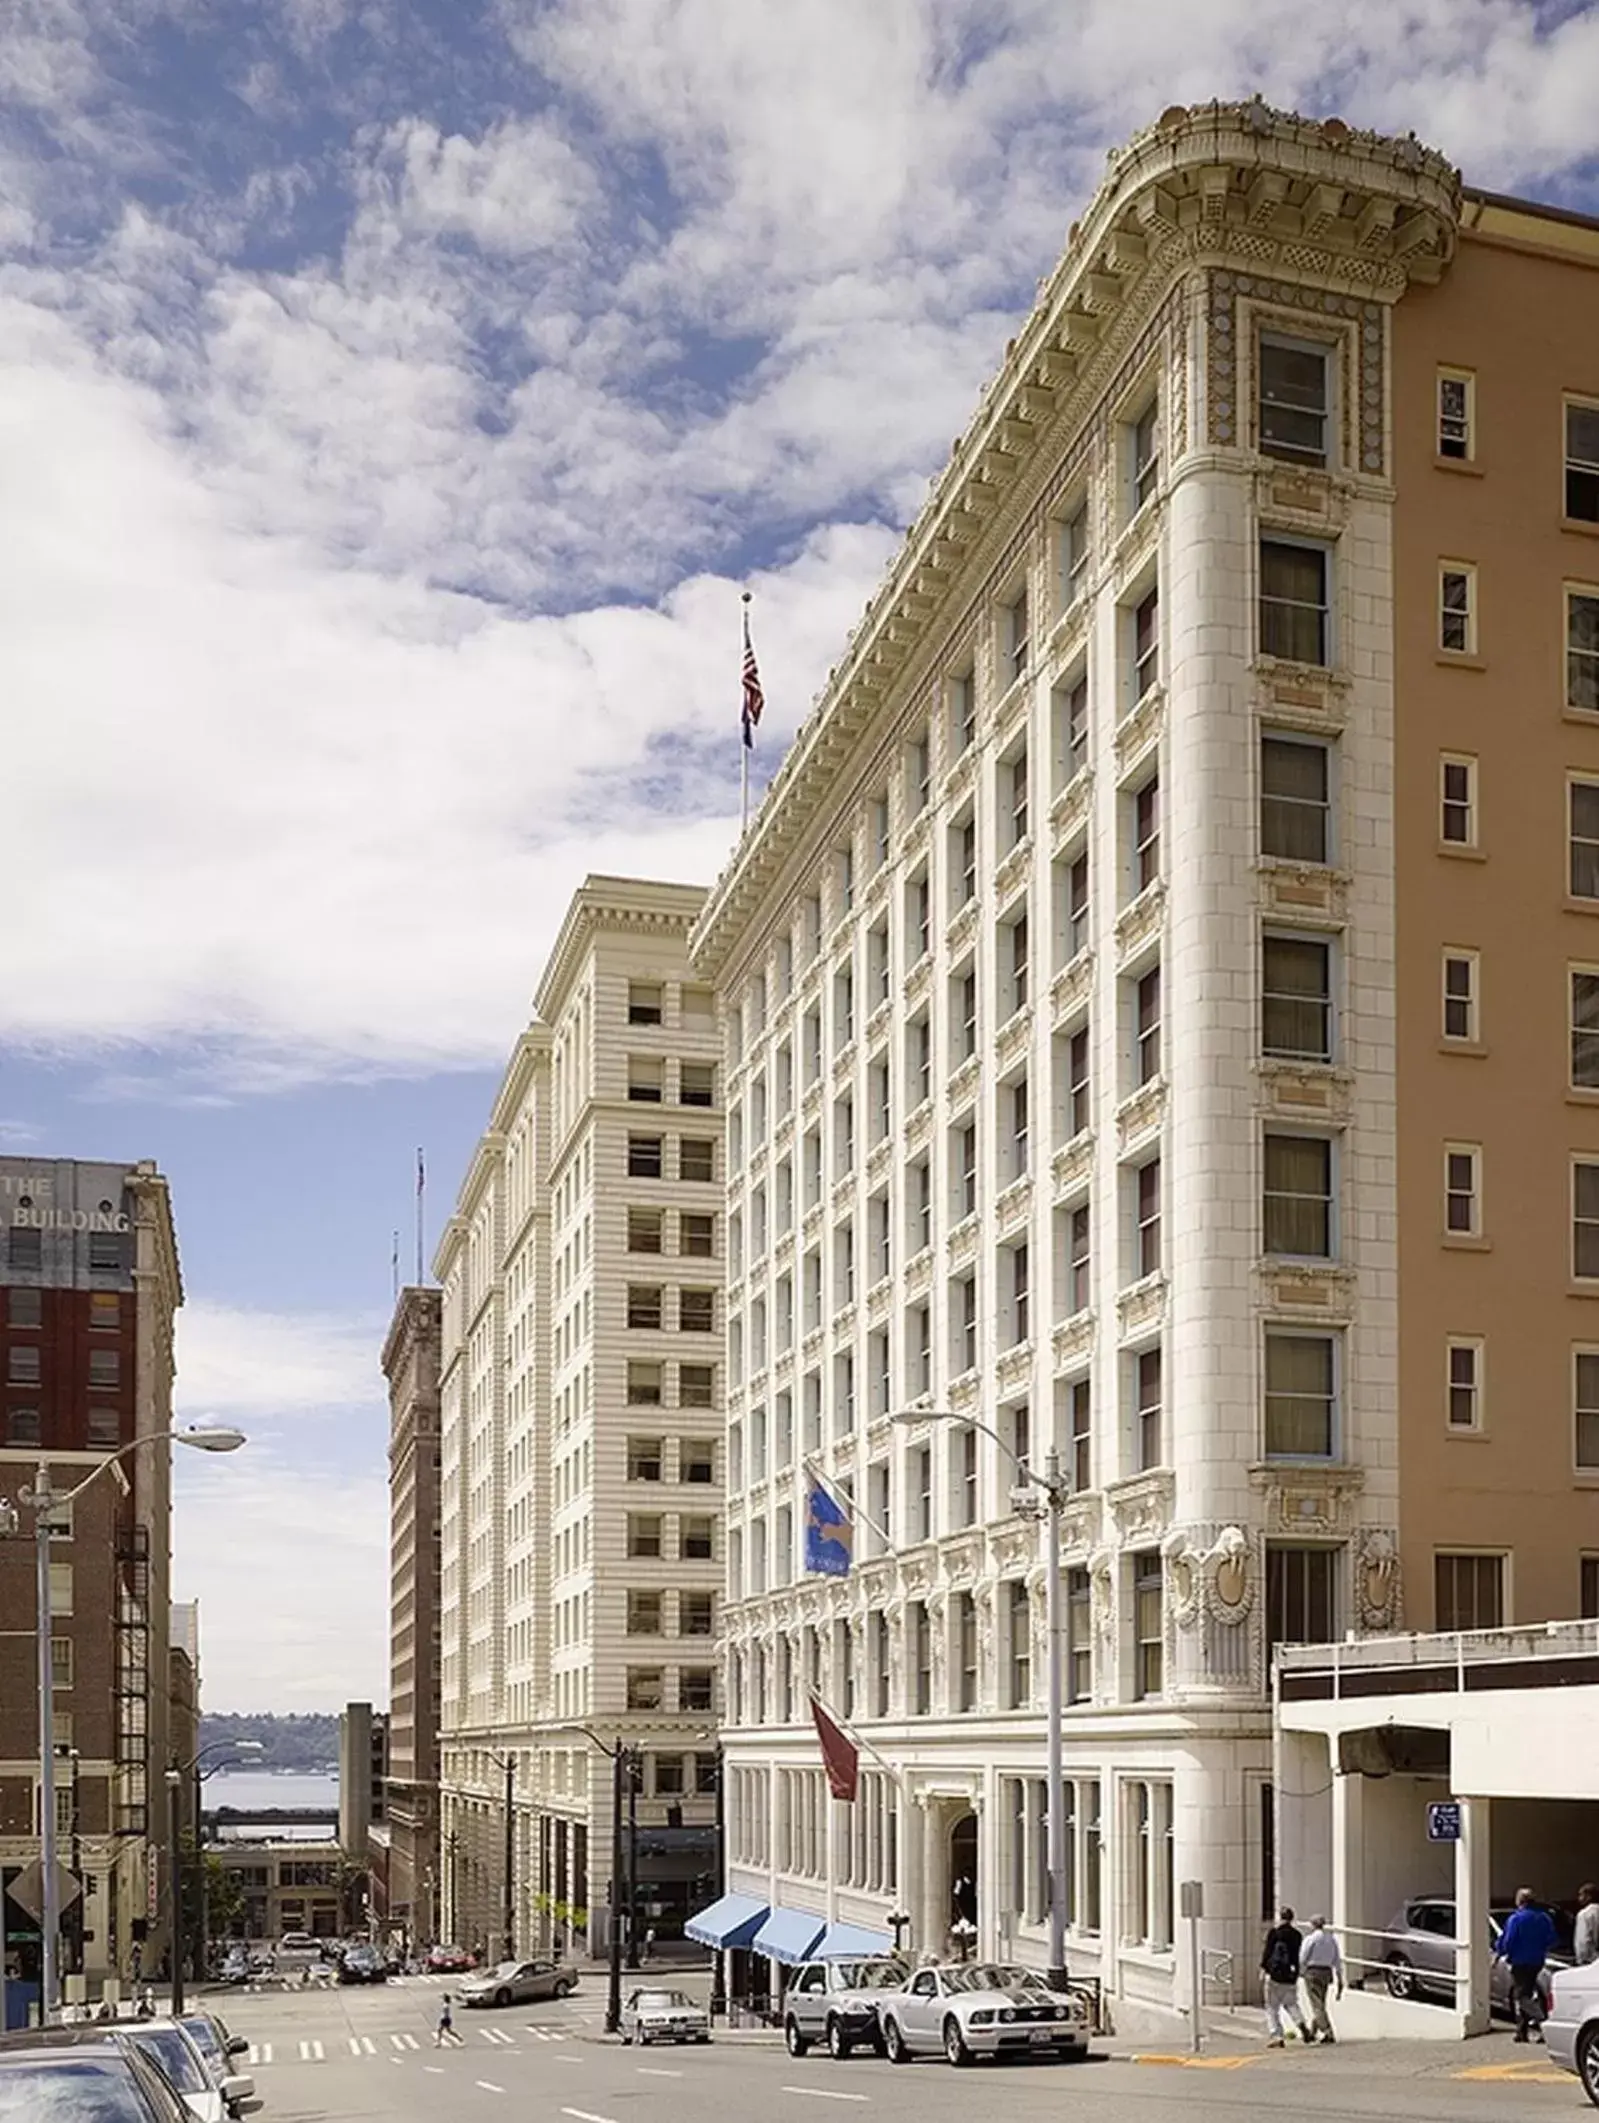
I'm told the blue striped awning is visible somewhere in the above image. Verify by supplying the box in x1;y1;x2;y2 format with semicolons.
812;1921;895;1959
753;1906;827;1965
684;1893;768;1950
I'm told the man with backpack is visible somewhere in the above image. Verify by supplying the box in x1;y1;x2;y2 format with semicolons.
1261;1906;1310;2046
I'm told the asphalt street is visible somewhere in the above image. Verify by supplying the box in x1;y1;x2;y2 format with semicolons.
205;1971;1595;2123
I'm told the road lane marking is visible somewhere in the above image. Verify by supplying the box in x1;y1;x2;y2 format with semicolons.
391;2032;421;2049
298;2039;324;2061
424;2065;444;2074
637;2066;684;2077
246;2044;272;2065
349;2035;377;2055
1134;2054;1261;2071
781;2088;869;2102
561;2106;619;2122
477;2081;506;2094
481;2026;517;2044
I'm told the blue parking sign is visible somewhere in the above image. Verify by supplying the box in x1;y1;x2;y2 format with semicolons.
1427;1801;1462;1842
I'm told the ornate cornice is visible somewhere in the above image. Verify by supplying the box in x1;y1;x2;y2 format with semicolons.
689;100;1460;984
535;875;709;1022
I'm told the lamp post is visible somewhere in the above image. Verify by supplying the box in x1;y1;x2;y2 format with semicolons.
176;1739;264;2005
0;1425;247;2026
576;1729;638;2034
484;1751;516;1963
893;1410;1070;1991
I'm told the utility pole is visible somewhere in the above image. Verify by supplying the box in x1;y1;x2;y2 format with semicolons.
606;1745;625;2033
624;1751;640;1970
166;1771;185;2016
501;1755;516;1963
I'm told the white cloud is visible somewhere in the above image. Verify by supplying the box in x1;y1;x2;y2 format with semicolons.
175;1300;383;1417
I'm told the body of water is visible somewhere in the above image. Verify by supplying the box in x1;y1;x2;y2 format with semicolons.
204;1769;340;1833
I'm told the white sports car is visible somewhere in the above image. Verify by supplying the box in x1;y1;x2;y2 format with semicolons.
619;1987;712;2045
877;1962;1091;2067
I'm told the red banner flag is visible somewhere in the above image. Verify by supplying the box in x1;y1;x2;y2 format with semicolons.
810;1695;859;1802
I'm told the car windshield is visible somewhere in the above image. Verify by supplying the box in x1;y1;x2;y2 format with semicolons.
939;1964;1036;1995
636;1991;691;2010
479;1963;520;1980
832;1961;904;1991
180;2021;221;2060
125;2029;208;2095
0;2057;160;2121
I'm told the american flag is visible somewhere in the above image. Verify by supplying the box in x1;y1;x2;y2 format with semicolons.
741;605;764;750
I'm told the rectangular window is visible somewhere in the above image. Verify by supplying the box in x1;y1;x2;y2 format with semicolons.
86;1405;119;1448
627;1669;664;1711
679;1139;715;1184
681;1590;715;1637
1262;935;1332;1061
50;1637;73;1690
1132;399;1160;512
1069;1025;1091;1136
628;1206;664;1254
628;1056;665;1103
1004;585;1030;687
627;1437;664;1482
908;872;931;961
628;982;664;1025
1136;1346;1163;1471
1435;1552;1504;1632
1439;564;1475;654
7;1408;40;1446
909;728;932;817
1442;952;1478;1043
1136;965;1162;1086
1069;1202;1091;1315
627;1285;663;1330
1440;755;1476;846
1568;401;1599;523
1448;1339;1483;1432
1261;735;1330;864
87;1233;125;1272
1260;540;1329;666
1134;776;1160;894
1067;1567;1093;1701
833;1092;854;1177
1008;1241;1030;1347
8;1228;42;1270
1259;338;1329;467
909;1159;932;1256
1579;1351;1599;1470
954;1120;978;1221
1067;851;1090;959
1132;585;1160;701
836;841;855;917
953;961;978;1063
679;1062;716;1108
1136;1158;1161;1280
48;1563;71;1617
1133;1554;1163;1698
628;1134;664;1178
1573;782;1599;898
956;1426;979;1528
1005;1075;1030;1181
679;1362;715;1408
1437;370;1473;461
680;1438;716;1484
1263;1135;1333;1258
1006;913;1029;1014
626;1362;664;1408
1006;745;1030;848
907;1014;932;1109
1053;670;1089;787
627;1514;663;1559
1265;1546;1337;1651
910;1600;932;1714
1069;1377;1092;1494
952;813;977;910
7;1288;41;1328
1569;590;1599;714
954;1273;978;1376
950;670;977;756
1008;1580;1032;1709
1586;1558;1599;1621
1446;1144;1481;1237
7;1347;40;1386
1061;502;1090;606
956;1590;979;1710
1574;970;1599;1088
913;1444;933;1543
1264;1331;1336;1459
682;1515;715;1560
1578;1161;1599;1281
681;1212;715;1259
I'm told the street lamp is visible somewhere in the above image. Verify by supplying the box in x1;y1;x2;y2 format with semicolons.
0;1424;246;2024
483;1750;516;1965
892;1409;1070;1991
575;1729;639;2034
172;1738;264;2012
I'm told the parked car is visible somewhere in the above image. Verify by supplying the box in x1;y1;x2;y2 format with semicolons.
117;2021;250;2123
1546;1961;1599;2105
274;1931;321;1971
426;1943;475;1973
877;1962;1092;2067
178;2018;253;2117
461;1957;577;2008
339;1945;389;1985
217;1947;253;1986
1378;1898;1572;2010
619;1988;711;2045
0;2031;191;2122
784;1957;908;2058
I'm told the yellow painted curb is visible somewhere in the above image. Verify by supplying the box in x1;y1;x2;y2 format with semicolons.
1132;2053;1261;2070
1455;2062;1571;2084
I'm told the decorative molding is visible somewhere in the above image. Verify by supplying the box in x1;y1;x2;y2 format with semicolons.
1115;877;1168;965
1051;1311;1096;1367
1164;1523;1254;1630
905;1100;934;1154
996;1341;1034;1394
993;836;1034;906
940;747;979;811
1353;1524;1402;1633
1254;1058;1355;1124
948;1214;981;1269
1052;1132;1095;1200
1257;860;1350;927
1116;1077;1167;1154
1050;950;1095;1028
1259;1262;1357;1318
1117;1272;1168;1338
1106;1467;1176;1544
947;1054;981;1109
1247;1460;1366;1536
1114;683;1166;781
945;902;981;961
1049;768;1094;852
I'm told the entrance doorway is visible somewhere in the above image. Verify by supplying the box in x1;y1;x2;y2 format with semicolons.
949;1813;978;1955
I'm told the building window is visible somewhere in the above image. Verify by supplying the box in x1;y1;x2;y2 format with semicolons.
1007;1241;1030;1347
87;1233;125;1272
627;1362;664;1408
1265;1546;1337;1651
909;1601;932;1714
7;1288;41;1328
1261;735;1330;864
908;727;932;817
1437;370;1473;461
626;1669;664;1712
1577;1161;1599;1280
88;1405;122;1449
953;1120;978;1222
50;1637;73;1690
1584;1558;1599;1621
1069;1025;1091;1137
1004;911;1029;1016
1262;935;1332;1061
1135;1158;1161;1280
681;1590;715;1637
681;1212;715;1259
1447;1340;1483;1432
1003;585;1030;688
1131;398;1160;512
678;1288;715;1334
1061;501;1090;606
956;1591;979;1711
907;1014;932;1110
679;1062;716;1108
1567;401;1599;523
1263;1134;1333;1258
952;812;977;911
1260;539;1329;666
1068;1376;1092;1493
1440;755;1477;846
628;1207;664;1254
7;1407;40;1445
627;982;664;1025
1569;589;1599;713
1574;970;1599;1089
1445;1143;1481;1237
1133;1554;1163;1698
1006;744;1029;849
1577;1351;1599;1470
868;924;890;1011
1054;671;1089;787
1005;1075;1029;1182
1066;850;1090;960
8;1228;42;1269
1259;337;1330;467
1131;585;1159;701
1442;953;1478;1043
680;1137;715;1185
1067;1568;1093;1702
1007;1580;1032;1708
950;670;977;756
953;960;978;1063
653;1756;686;1798
680;1439;716;1484
627;1135;663;1179
627;1285;663;1330
681;1515;715;1560
679;1362;715;1408
627;1591;663;1635
1264;1332;1336;1459
953;1273;978;1376
1135;1346;1163;1471
1573;783;1599;898
627;1515;663;1559
627;1438;663;1481
1068;1202;1091;1315
628;1056;665;1103
1435;1552;1504;1633
908;872;931;962
1135;964;1162;1086
7;1347;40;1386
1439;565;1476;654
1133;776;1160;895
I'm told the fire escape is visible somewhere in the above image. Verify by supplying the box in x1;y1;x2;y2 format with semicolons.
113;1524;150;1840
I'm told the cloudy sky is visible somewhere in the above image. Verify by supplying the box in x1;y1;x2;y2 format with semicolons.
5;0;1599;1711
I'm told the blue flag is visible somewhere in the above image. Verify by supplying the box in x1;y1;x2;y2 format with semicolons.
805;1482;852;1577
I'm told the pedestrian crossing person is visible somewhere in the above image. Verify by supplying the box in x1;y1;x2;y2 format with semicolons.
434;1994;464;2047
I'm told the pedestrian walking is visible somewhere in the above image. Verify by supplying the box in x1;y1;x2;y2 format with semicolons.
434;1994;464;2048
1496;1888;1558;2043
1260;1906;1309;2046
1576;1884;1599;1967
1299;1916;1344;2043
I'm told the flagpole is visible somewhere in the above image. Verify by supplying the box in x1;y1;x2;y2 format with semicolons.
415;1148;425;1285
806;1689;904;1787
740;590;752;835
802;1456;893;1553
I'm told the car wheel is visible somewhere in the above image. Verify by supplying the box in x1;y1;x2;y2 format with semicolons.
943;2017;974;2068
826;2018;853;2060
1384;1954;1417;2002
883;2018;910;2065
1578;2026;1599;2109
785;2017;810;2058
555;1978;574;1998
494;1988;512;2009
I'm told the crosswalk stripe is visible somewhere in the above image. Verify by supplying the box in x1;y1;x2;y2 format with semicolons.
298;2039;324;2062
391;2031;420;2050
348;2035;377;2055
246;2044;272;2066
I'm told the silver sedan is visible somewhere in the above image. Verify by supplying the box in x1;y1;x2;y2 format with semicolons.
620;1988;712;2045
460;1957;577;2007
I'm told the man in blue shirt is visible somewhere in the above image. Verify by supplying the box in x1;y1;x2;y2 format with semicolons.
1496;1888;1558;2042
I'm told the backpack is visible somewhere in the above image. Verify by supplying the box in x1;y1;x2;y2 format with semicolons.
1265;1934;1296;1984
